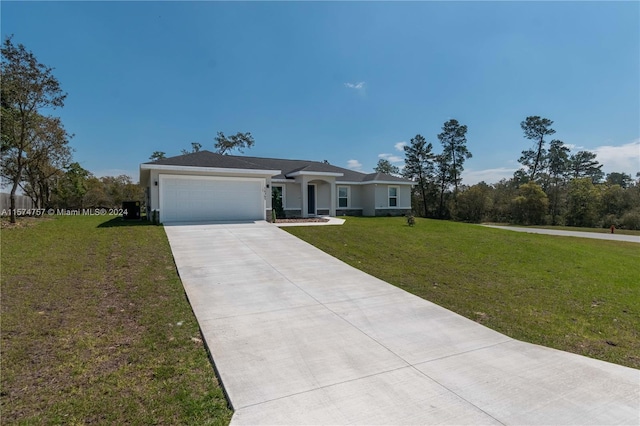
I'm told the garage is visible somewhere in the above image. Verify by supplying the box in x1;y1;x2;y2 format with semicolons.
159;175;265;223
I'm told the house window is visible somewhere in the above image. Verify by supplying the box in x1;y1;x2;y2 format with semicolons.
388;186;399;207
338;186;349;208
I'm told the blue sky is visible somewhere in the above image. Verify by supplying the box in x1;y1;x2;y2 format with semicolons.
2;1;639;184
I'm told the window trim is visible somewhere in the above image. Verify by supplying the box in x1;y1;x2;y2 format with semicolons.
338;185;350;208
388;185;399;207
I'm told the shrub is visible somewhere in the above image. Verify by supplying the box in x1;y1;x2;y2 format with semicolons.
621;209;640;230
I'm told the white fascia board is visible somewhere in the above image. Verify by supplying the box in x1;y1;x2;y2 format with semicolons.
139;168;151;186
286;171;344;178
140;163;281;176
337;180;415;186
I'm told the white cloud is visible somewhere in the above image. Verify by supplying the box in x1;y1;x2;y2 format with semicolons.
394;141;407;152
344;81;365;90
592;139;640;175
347;159;363;171
378;153;404;163
461;167;519;186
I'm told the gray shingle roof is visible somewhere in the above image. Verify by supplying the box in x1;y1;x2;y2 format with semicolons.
361;172;412;183
145;151;413;184
145;151;268;170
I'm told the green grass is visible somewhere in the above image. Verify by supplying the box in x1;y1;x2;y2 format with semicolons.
286;217;640;369
1;216;232;424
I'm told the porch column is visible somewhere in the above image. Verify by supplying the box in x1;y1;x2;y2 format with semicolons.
329;180;336;217
301;176;309;218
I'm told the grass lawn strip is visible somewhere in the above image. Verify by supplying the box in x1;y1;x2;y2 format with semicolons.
1;216;232;424
286;217;640;369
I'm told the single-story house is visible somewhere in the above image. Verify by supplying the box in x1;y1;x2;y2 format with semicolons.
139;151;414;223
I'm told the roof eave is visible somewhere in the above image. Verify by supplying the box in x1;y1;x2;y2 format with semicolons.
140;163;281;176
285;171;344;178
337;180;415;185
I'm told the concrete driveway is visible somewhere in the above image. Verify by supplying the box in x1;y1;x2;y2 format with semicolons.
164;221;639;425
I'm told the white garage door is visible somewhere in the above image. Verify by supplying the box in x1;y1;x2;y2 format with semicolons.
160;175;265;223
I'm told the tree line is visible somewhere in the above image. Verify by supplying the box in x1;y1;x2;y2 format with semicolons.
1;37;143;221
393;115;639;229
382;119;472;219
455;116;640;229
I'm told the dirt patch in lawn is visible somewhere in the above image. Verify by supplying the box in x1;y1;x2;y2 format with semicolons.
1;216;52;229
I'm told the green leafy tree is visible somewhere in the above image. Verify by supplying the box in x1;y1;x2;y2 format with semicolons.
600;184;627;220
1;36;67;222
455;182;492;223
53;162;90;209
519;116;555;181
214;131;255;155
22;121;72;208
489;178;520;223
621;208;640;230
566;178;601;227
437;119;471;194
149;151;166;161
511;182;549;225
569;151;604;183
403;134;435;217
101;175;143;207
82;176;110;208
374;158;400;176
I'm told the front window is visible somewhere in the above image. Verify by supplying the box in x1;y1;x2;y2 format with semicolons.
388;186;398;207
338;186;349;208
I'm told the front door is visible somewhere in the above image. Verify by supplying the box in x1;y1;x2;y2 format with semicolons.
307;184;316;216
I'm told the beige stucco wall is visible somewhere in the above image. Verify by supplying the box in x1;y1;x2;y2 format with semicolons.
362;185;376;216
312;180;331;212
335;184;363;210
273;180;333;213
368;183;413;212
274;181;301;211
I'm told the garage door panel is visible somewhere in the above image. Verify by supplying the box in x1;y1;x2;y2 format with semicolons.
160;175;265;223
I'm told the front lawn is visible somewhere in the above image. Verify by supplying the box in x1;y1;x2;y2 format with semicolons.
1;216;232;424
285;217;640;369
